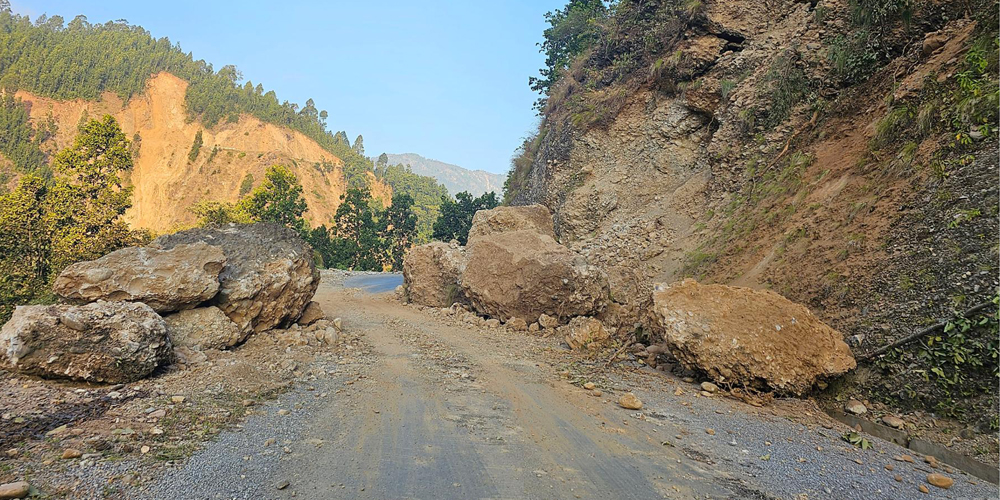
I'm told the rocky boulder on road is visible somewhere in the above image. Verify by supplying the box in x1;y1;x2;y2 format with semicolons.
0;301;171;383
402;241;467;308
467;204;557;243
650;279;856;395
561;316;610;350
164;306;245;350
152;223;319;335
461;230;609;325
52;242;225;312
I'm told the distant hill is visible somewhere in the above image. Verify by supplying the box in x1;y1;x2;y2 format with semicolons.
384;153;504;197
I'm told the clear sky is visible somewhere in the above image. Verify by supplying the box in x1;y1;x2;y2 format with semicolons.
10;0;564;175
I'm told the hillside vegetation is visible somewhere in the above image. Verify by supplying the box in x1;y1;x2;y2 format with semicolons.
509;0;998;432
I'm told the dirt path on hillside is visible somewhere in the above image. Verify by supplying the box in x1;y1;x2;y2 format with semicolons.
137;272;995;499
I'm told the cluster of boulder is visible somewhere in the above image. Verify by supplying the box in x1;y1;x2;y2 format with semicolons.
0;223;325;384
403;205;856;395
403;205;612;349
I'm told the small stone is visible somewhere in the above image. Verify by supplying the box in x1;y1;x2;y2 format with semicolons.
845;399;867;415
332;318;343;331
700;381;719;393
148;409;166;419
894;475;902;482
882;415;905;429
918;484;929;494
618;393;643;410
591;389;602;397
264;438;276;447
705;428;715;436
0;481;30;499
926;473;953;489
682;377;695;383
700;391;712;397
674;387;684;396
61;448;82;459
171;396;185;404
282;446;292;454
140;445;150;454
150;427;164;435
583;382;596;390
278;409;290;416
276;480;290;490
885;464;894;471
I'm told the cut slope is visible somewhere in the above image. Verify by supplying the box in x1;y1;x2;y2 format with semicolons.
17;73;391;233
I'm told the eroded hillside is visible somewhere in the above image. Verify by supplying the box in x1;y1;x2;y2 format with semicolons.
16;73;392;233
509;0;998;426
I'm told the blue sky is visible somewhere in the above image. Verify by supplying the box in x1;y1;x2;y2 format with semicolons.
10;1;564;174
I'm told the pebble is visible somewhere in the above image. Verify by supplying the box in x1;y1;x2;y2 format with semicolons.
845;399;867;415
894;475;902;482
61;448;82;459
919;484;930;494
673;387;684;396
171;396;185;404
148;409;166;419
591;390;603;397
682;377;695;383
0;481;30;499
881;415;905;429
618;393;643;410
926;473;954;489
700;382;719;393
140;445;150;454
705;428;715;436
583;382;596;390
276;481;290;490
278;409;290;416
885;464;894;471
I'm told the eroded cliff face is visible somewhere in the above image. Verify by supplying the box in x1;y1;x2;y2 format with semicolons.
512;0;997;420
17;72;391;233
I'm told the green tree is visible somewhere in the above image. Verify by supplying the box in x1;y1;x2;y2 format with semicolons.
0;175;51;321
352;134;365;156
432;191;499;245
239;172;255;196
240;165;308;231
529;0;607;108
382;193;418;270
188;129;203;162
328;187;383;271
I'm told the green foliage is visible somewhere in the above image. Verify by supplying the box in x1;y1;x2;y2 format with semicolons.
326;187;384;271
432;191;499;245
0;116;146;322
0;94;48;174
374;162;449;242
827;0;915;84
238;173;254;196
504;131;544;204
757;51;810;128
383;194;418;270
529;0;607;109
842;431;873;450
187;130;203;163
241;165;308;232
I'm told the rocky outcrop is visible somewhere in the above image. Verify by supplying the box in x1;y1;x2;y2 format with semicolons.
461;230;609;324
164;306;244;350
467;205;557;243
52;242;225;312
402;242;467;307
649;280;856;395
0;302;171;383
561;316;610;350
152;223;319;334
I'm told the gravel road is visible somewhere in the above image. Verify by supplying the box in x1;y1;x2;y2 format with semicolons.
137;272;996;499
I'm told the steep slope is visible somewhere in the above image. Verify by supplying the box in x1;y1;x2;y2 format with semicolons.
511;0;998;428
384;153;504;196
17;73;392;233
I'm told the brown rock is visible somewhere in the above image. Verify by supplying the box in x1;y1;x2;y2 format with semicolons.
462;230;609;324
506;318;528;331
926;473;953;489
561;317;610;350
467;205;556;243
152;223;319;335
619;392;643;410
61;448;82;459
583;382;596;390
537;313;560;330
918;484;929;494
922;32;948;57
845;399;867;415
0;302;170;383
649;280;856;395
164;306;243;350
701;381;720;393
882;415;905;429
402;242;467;308
296;301;326;326
52;242;225;313
0;481;30;499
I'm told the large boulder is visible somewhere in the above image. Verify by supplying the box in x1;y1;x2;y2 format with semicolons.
0;301;171;383
561;316;610;350
650;279;856;395
164;306;244;350
52;242;225;313
402;242;467;307
467;205;557;243
461;230;608;324
151;223;319;334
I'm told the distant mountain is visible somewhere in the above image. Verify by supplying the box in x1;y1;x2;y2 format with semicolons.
384;153;504;197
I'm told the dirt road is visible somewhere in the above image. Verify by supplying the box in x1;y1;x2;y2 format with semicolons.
144;272;995;499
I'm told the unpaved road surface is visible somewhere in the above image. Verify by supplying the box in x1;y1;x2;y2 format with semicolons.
143;272;995;499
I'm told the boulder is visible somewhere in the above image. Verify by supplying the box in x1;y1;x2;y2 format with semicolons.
461;230;609;324
164;306;244;350
0;302;171;383
561;317;610;350
649;279;856;395
52;242;225;312
296;301;326;326
151;223;319;335
402;242;467;307
467;205;556;243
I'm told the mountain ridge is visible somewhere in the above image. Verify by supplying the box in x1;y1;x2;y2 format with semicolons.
383;153;503;197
